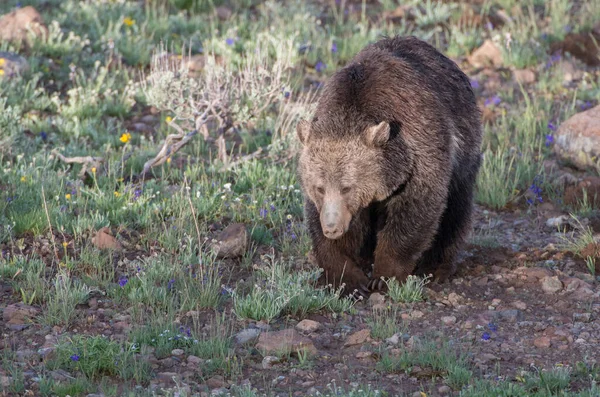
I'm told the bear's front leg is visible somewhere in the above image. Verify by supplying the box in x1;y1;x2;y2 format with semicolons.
370;193;446;292
304;201;370;298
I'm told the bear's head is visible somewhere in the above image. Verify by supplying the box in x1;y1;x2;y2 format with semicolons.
296;119;393;240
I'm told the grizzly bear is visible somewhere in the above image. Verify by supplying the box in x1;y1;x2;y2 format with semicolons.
296;35;482;297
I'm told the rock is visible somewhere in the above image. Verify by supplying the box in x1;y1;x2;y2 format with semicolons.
344;329;371;347
554;105;600;170
410;310;424;319
468;40;503;68
235;328;261;345
211;223;247;258
512;301;527;310
438;385;452;395
522;267;553;280
534;336;551;348
512;68;536;84
541;276;563;294
91;227;122;251
187;355;202;365
0;377;9;388
256;329;317;356
157;372;178;384
573;313;592;322
441;316;457;326
0;51;29;77
186;54;206;72
557;59;584;83
564;177;600;208
0;6;48;46
261;355;280;369
447;292;461;307
546;215;570;229
206;375;226;389
2;303;40;331
171;349;184;356
386;333;400;345
495;309;522;323
355;351;372;359
296;319;321;333
215;6;232;21
368;292;385;306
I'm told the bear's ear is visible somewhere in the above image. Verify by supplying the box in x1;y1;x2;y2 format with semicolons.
365;121;390;147
296;120;311;145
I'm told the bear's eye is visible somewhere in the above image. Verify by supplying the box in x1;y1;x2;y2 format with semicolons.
341;186;352;195
316;186;325;195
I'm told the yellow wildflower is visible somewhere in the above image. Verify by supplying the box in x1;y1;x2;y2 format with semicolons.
123;17;135;27
420;393;427;397
91;167;97;174
0;58;5;67
114;191;121;197
20;176;26;182
166;157;171;164
65;193;71;200
62;241;68;248
0;70;5;76
120;132;131;143
165;116;173;123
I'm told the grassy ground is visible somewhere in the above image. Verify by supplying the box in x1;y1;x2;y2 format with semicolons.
1;0;600;396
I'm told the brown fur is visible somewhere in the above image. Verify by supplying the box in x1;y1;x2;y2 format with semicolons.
296;35;483;296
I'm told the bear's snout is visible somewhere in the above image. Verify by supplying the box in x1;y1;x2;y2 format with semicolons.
320;201;349;240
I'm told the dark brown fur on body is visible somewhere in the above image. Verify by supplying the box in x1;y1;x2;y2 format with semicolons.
297;35;483;296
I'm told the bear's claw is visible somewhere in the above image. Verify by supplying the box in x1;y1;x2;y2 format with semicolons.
367;278;387;292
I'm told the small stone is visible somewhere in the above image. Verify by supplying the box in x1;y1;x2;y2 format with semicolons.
573;313;592;322
447;292;461;307
355;351;373;359
171;349;184;356
235;328;261;345
512;69;536;84
91;227;122;251
441;316;457;326
541;276;563;294
256;329;317;356
0;51;29;77
368;292;386;306
554;105;600;169
534;336;552;348
0;6;48;46
410;310;424;319
344;329;371;347
512;301;527;310
187;355;202;365
496;309;522;323
438;385;452;395
206;375;226;389
211;223;247;258
2;303;40;331
215;6;232;20
296;319;321;333
386;333;400;345
261;355;280;369
468;39;503;68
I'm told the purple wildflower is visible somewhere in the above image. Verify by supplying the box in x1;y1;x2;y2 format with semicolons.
547;122;557;131
484;95;501;107
470;79;480;89
134;189;142;200
225;38;235;46
545;134;554;147
70;354;80;361
283;91;290;99
331;42;338;53
40;131;47;141
581;101;593;111
482;332;491;341
167;278;175;290
485;22;493;30
259;208;268;218
269;204;276;212
488;322;498;332
118;276;128;287
546;52;562;69
315;61;326;73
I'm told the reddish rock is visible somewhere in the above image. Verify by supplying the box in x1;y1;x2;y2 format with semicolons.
554;105;600;170
211;223;247;258
468;40;503;68
534;336;552;348
256;329;317;356
344;329;371;347
0;6;48;46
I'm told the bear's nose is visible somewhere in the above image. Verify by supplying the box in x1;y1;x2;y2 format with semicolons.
323;224;343;239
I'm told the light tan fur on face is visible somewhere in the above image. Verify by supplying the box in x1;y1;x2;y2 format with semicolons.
298;131;388;239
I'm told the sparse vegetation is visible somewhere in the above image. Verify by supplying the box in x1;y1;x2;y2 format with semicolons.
1;0;599;395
